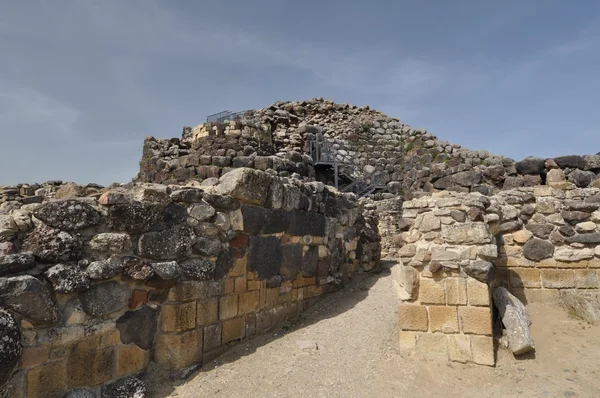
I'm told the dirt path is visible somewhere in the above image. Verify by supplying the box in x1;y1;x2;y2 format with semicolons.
147;267;600;398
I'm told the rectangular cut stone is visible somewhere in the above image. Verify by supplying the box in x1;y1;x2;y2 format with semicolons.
541;270;576;288
67;344;115;388
523;289;560;303
219;295;239;320
27;360;68;398
197;298;219;326
418;278;445;304
248;236;283;279
398;304;428;331
574;269;599;288
154;329;203;369
168;281;210;302
288;210;326;236
508;268;541;288
415;333;448;361
471;335;495;366
445;278;467;305
467;278;490;306
428;306;459;333
280;244;303;279
239;290;260;314
262;209;290;234
222;317;246;344
161;301;197;332
448;334;472;363
398;331;417;354
441;223;490;245
459;307;492;335
117;344;148;377
204;324;222;351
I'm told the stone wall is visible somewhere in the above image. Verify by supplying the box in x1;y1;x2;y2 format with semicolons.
0;168;380;397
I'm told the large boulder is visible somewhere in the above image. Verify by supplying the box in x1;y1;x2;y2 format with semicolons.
0;309;21;388
568;169;595;188
22;225;83;263
553;155;586;170
33;200;100;231
44;264;91;293
515;157;545;175
493;287;535;356
463;260;495;284
216;168;273;206
0;276;60;326
559;290;600;322
0;252;36;277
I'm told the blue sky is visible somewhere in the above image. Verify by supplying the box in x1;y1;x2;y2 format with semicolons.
1;0;599;185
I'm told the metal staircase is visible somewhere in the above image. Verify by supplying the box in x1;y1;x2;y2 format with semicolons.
308;136;385;197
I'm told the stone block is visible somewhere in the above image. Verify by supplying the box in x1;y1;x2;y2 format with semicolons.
398;304;428;332
448;334;472;363
288;210;326;236
228;256;247;277
541;269;576;288
161;302;197;333
239;290;260;315
217;168;272;206
471;335;495;366
154;329;203;369
168;281;210;302
234;276;247;293
116;307;159;350
67;344;115;388
391;263;418;300
445;278;467;305
222;317;246;344
415;333;448;361
220;295;239;320
248;236;283;279
280;244;303;279
507;268;541;288
418;278;445;305
574;269;599;288
459;307;492;335
441;223;490;245
27;360;67;398
428;306;459;333
204;324;222;351
398;331;417;354
467;278;490;306
197;298;219;326
19;345;50;368
117;344;148;377
523;289;560;303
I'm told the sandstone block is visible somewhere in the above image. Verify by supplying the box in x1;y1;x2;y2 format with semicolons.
415;333;448;361
154;329;203;369
441;223;490;245
467;278;490;306
445;278;467;305
523;289;560;304
398;331;417;354
493;287;534;355
67;344;115;388
398;304;428;332
448;334;472;363
508;268;541;288
428;306;459;333
204;324;222;351
541;269;576;288
459;307;492;335
27;360;67;398
512;230;533;244
217;168;272;206
167;281;210;302
161;302;196;332
471;335;495;366
239;290;260;315
197;298;219;326
418;278;445;304
574;269;598;288
117;344;148;378
222;317;246;344
219;295;238;320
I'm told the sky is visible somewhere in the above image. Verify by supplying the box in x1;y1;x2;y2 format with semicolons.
1;0;600;186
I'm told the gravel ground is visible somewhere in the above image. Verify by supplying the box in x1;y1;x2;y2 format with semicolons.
147;266;600;398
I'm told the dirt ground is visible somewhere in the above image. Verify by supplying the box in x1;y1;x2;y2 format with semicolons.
147;265;600;398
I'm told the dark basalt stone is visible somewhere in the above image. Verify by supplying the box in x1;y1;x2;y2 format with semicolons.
116;307;158;350
248;236;282;279
0;309;21;388
33;200;100;231
0;275;60;326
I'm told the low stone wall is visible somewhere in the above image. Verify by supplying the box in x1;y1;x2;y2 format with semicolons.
393;192;496;366
0;168;380;397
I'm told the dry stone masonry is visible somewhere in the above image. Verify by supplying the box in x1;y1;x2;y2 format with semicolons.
0;168;379;397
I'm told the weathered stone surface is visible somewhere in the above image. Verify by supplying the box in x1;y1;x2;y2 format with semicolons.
216;168;272;206
44;264;91;293
150;261;180;280
516;157;545;175
525;223;555;239
0;215;19;239
170;188;204;204
0;275;59;325
100;376;147;398
0;309;21;388
414;213;440;232
288;211;326;236
138;225;194;260
559;290;600;322
554;247;594;262
121;256;155;281
22;225;83;263
89;233;132;255
302;246;319;277
493;287;534;356
188;202;216;222
63;388;97;398
280;244;303;279
523;238;554;261
107;203;163;233
554;155;586;170
0;252;36;277
178;258;215;280
82;281;130;317
86;258;123;281
568;169;594;188
546;169;565;185
575;221;597;233
33;200;100;231
192;237;222;256
202;193;240;211
463;260;495;284
132;183;170;205
213;250;234;280
116;307;159;350
565;232;600;244
441;223;490;244
262;209;290;234
512;230;533;244
248;236;282;279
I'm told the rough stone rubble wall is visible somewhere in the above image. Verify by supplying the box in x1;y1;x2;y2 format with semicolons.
0;168;380;397
389;185;600;365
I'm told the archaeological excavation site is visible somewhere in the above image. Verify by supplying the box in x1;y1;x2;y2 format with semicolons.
2;99;600;397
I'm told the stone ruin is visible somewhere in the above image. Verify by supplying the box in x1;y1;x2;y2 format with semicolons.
1;97;600;396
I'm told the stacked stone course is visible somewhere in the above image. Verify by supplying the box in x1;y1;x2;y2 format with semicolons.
0;168;380;397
